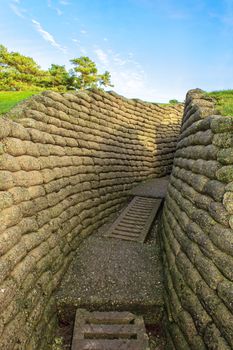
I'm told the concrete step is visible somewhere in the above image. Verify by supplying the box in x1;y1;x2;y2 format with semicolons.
71;309;150;350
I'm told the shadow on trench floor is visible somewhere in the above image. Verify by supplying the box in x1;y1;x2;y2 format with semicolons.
54;205;166;350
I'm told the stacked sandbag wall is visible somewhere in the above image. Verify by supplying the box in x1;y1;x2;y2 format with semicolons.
161;89;233;349
0;89;183;349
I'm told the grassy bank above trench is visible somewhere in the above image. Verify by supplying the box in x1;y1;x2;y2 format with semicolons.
206;89;233;116
0;91;37;115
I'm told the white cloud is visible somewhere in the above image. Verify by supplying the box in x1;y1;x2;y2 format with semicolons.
56;8;63;16
113;55;127;66
71;39;87;55
92;46;183;102
95;48;134;68
80;29;87;34
59;0;70;5
47;1;63;16
80;47;87;55
32;19;66;53
10;3;26;18
93;47;149;98
110;69;146;98
94;48;109;66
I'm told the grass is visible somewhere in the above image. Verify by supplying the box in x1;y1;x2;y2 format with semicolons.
0;91;37;116
206;89;233;116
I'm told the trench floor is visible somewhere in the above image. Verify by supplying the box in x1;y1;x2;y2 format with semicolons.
55;210;165;349
56;209;163;321
129;176;169;198
55;177;169;349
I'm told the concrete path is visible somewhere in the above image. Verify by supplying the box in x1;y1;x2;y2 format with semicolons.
129;176;169;198
56;211;164;326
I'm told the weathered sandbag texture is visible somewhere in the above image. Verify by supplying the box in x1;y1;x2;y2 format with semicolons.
0;89;182;349
161;89;233;349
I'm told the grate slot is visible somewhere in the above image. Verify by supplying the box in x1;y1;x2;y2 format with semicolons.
105;196;162;242
83;325;137;339
86;311;135;325
118;222;144;228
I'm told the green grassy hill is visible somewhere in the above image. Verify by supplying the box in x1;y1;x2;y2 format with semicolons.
206;89;233;116
0;91;37;116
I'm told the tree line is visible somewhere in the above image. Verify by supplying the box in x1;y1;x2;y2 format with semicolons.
0;44;113;91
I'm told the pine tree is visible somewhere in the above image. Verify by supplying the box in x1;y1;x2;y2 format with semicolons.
70;56;113;90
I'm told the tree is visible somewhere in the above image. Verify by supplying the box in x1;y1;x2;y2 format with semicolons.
0;44;47;90
0;45;114;92
70;56;113;90
98;71;113;88
169;99;179;104
48;64;71;90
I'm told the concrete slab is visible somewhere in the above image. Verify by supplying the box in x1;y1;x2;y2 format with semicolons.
56;212;164;326
129;177;169;199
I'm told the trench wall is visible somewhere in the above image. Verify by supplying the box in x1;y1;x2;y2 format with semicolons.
0;89;183;349
161;89;233;349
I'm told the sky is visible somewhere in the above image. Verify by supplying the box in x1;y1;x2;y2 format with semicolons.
1;0;233;102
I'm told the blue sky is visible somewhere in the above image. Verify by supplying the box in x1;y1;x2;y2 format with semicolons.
1;0;233;102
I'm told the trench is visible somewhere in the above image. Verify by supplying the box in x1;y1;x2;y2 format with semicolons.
1;88;232;350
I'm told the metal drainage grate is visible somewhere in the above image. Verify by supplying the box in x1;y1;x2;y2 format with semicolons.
105;196;162;242
71;309;150;350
